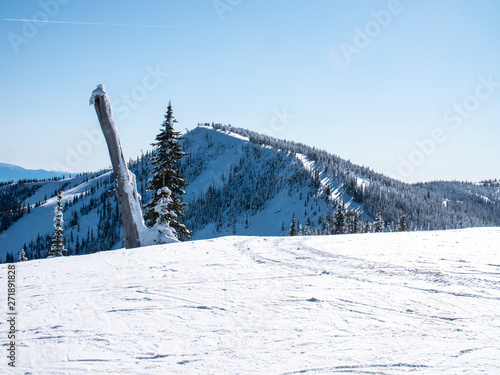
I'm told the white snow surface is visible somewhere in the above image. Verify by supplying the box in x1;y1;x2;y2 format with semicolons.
198;124;250;142
2;228;499;374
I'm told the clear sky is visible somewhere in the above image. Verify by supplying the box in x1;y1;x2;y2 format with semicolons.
1;0;499;183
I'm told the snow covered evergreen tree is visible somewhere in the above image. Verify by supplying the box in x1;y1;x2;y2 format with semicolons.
145;187;178;244
304;218;311;236
48;190;67;257
144;101;191;241
333;204;346;234
399;212;408;231
363;219;372;233
19;248;28;261
373;211;385;233
345;210;359;234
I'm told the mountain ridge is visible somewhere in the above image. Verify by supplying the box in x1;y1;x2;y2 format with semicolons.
0;162;68;183
0;124;499;262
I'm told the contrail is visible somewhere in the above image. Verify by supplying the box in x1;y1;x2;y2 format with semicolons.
2;18;248;30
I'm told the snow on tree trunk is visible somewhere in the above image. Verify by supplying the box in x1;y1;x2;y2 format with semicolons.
89;84;149;249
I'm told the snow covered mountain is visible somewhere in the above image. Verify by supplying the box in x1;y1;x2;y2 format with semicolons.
179;125;367;239
1;124;499;262
0;162;67;183
2;228;499;374
417;179;500;210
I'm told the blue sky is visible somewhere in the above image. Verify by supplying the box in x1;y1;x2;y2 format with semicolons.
1;0;499;183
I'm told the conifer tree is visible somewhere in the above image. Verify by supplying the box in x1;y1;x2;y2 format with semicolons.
148;186;177;244
304;218;311;236
5;252;14;263
363;219;371;233
346;210;358;234
144;101;191;241
19;248;28;262
333;204;346;234
48;190;67;257
373;211;385;233
289;212;297;236
399;212;408;231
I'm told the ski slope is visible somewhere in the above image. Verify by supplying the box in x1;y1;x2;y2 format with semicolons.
2;228;499;374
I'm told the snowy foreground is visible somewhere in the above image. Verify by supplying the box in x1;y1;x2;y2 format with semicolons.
2;228;500;374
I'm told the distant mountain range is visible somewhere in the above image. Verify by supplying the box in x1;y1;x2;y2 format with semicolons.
0;124;499;262
0;162;67;183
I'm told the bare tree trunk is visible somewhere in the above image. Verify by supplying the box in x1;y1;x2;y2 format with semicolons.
90;84;144;249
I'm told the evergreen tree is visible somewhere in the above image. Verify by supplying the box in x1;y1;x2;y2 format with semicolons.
345;210;359;234
19;248;28;262
304;218;311;236
289;212;297;236
373;211;385;233
333;204;346;234
149;187;177;244
48;190;67;257
363;219;371;233
399;212;408;231
144;101;191;241
5;252;14;263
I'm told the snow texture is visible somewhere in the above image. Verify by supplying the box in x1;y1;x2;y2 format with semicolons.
89;84;107;107
2;227;499;374
198;124;250;142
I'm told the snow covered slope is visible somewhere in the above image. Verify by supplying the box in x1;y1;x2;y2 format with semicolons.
0;171;118;261
181;126;364;240
1;125;499;262
2;228;499;374
1;125;360;261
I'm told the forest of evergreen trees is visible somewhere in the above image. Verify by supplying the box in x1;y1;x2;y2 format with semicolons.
206;123;500;230
1;123;499;262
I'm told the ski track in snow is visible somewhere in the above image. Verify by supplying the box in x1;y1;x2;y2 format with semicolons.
1;228;499;374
